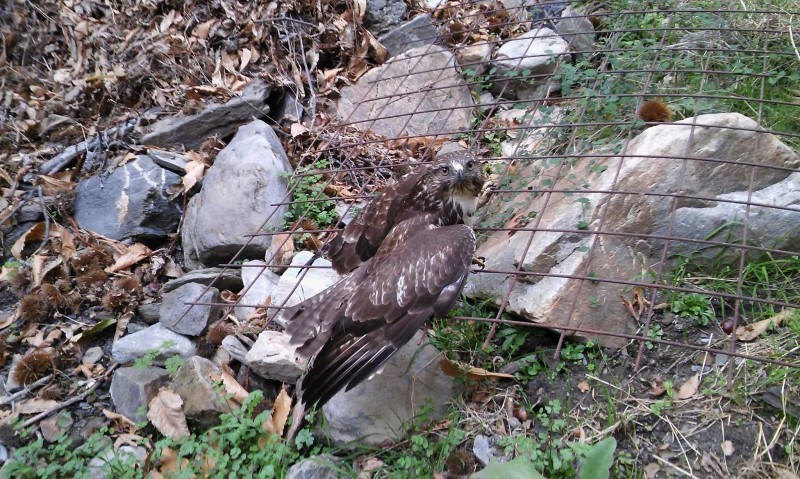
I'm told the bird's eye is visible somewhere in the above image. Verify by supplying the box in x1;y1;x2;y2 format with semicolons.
440;166;449;175
466;160;474;169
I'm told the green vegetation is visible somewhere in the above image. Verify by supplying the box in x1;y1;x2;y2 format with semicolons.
284;159;337;229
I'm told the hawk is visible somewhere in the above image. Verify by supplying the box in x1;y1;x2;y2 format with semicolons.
323;151;485;274
282;152;484;436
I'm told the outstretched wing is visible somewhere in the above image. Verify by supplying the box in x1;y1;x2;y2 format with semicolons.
322;167;428;274
285;216;475;409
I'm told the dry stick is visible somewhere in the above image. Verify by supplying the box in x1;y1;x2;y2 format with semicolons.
32;186;50;256
20;363;119;429
0;374;54;406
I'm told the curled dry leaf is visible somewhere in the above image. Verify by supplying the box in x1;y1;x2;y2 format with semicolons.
182;159;206;192
735;309;795;341
290;122;309;138
261;388;291;438
17;398;59;414
11;222;47;259
649;376;667;398
439;357;516;380
676;374;700;400
147;388;190;439
209;370;249;406
103;408;138;433
106;243;153;273
577;380;590;393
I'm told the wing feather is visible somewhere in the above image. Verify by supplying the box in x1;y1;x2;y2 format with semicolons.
288;219;476;410
323;167;429;274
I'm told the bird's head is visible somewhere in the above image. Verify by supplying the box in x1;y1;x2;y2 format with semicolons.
428;151;485;198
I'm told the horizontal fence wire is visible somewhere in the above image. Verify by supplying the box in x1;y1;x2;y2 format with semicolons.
180;0;800;383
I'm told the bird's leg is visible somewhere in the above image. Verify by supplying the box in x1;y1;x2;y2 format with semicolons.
471;255;486;269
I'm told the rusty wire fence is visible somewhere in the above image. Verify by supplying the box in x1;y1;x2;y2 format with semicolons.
187;0;800;384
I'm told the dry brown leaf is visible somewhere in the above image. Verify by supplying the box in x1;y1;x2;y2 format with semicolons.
147;388;190;439
621;286;650;321
17;398;59;414
439;357;515;380
36;174;74;196
193;19;216;40
156;446;189;477
114;432;146;450
106;243;153;273
240;48;253;71
735;309;795;341
644;463;661;479
209;370;249;406
577;380;590;393
114;311;134;342
261;388;291;438
0;311;17;330
182;159;206;192
160;10;176;33
676;374;700;400
103;408;138;433
55;225;77;259
31;255;62;287
11;222;47;259
290;122;309;138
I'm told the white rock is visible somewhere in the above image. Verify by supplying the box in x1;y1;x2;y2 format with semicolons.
246;330;307;383
494;27;569;76
234;260;280;322
270;251;339;328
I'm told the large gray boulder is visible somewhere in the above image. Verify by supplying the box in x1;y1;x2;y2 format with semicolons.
337;45;474;139
181;120;292;269
322;331;456;446
73;155;181;241
467;113;800;347
141;80;272;150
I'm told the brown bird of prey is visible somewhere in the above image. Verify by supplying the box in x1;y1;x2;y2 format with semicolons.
282;152;485;437
323;151;485;274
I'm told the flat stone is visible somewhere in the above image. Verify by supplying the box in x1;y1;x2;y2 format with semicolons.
457;42;493;72
109;366;170;423
181;120;292;269
234;260;280;322
285;455;339;479
271;252;339;328
73;155;182;241
161;267;243;294
111;323;196;365
137;302;161;325
82;346;104;366
40;411;73;443
146;149;192;175
141;80;272;150
322;331;456;446
170;356;232;428
221;335;249;364
337;45;474;140
160;283;220;336
246;330;306;383
378;14;438;59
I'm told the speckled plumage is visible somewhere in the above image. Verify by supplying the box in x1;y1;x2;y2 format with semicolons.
323;151;485;274
282;152;484;437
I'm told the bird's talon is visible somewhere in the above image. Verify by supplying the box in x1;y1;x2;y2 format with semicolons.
472;255;486;269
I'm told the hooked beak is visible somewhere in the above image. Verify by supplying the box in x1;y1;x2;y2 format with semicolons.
457;169;464;181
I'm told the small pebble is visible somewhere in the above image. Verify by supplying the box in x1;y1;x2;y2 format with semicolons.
82;347;104;366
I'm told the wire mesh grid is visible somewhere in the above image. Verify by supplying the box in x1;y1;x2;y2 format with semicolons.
183;1;800;387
